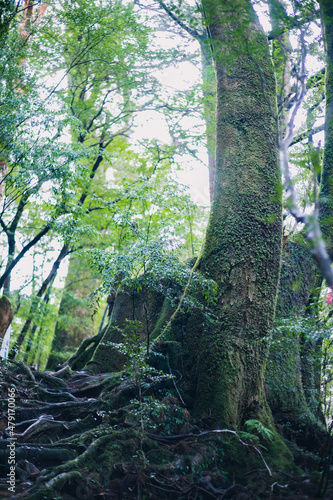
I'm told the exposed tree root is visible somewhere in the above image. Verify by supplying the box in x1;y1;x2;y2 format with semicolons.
0;362;332;499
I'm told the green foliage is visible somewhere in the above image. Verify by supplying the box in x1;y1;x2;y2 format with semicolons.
88;238;217;314
111;319;173;465
244;420;274;442
112;320;170;391
1;0;208;377
8;287;63;369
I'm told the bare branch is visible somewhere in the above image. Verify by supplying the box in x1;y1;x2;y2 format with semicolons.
279;30;333;287
291;123;325;146
154;0;204;40
0;224;51;291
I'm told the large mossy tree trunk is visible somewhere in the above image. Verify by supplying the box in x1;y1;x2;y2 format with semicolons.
319;0;333;256
193;0;282;426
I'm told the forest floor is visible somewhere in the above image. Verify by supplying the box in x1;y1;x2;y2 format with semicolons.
0;360;332;500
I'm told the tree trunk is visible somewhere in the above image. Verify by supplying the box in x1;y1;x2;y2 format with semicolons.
319;0;333;258
9;244;69;359
195;0;282;426
265;239;325;445
199;38;216;201
46;249;100;370
3;230;15;296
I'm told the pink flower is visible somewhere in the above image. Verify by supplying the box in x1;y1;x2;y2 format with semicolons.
326;290;333;306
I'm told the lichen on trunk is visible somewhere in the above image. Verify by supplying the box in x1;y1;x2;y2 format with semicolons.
197;0;282;426
265;239;325;443
319;0;333;257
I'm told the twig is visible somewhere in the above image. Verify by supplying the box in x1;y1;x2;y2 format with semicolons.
167;358;185;405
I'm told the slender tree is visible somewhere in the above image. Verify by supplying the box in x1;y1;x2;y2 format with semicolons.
154;0;216;201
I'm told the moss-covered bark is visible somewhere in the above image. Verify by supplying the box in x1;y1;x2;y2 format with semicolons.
275;240;318;317
197;0;282;426
71;285;167;373
265;240;324;438
319;0;333;258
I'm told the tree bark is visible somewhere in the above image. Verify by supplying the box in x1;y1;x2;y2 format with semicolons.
46;249;100;370
9;244;69;358
319;0;333;259
265;239;325;442
197;0;282;425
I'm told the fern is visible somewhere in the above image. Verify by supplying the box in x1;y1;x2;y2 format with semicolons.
244;420;274;442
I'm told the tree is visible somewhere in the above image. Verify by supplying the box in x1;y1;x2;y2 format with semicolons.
1;0;167;359
0;9;88;297
38;0;210;369
0;0;154;299
190;0;282;426
76;0;284;431
56;0;332;448
45;248;101;370
6;2;333;498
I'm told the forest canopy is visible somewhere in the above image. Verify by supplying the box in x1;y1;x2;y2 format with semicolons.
1;0;333;499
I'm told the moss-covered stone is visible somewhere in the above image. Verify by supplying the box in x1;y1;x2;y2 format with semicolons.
83;286;166;373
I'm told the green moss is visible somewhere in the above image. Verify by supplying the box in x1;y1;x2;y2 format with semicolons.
145;448;175;465
150;298;174;341
276;241;318;317
266;321;308;414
